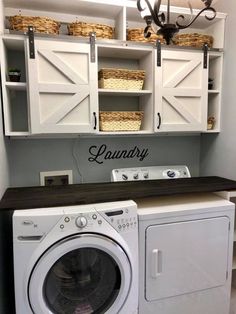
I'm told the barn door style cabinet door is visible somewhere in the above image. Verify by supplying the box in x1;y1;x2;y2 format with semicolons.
154;49;208;132
27;38;98;134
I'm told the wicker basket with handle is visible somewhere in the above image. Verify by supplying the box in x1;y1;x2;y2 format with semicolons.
68;22;114;39
98;68;145;90
99;111;144;131
8;15;60;34
127;28;165;44
173;33;214;48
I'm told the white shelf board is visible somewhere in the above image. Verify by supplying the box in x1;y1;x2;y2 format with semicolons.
5;81;27;90
205;129;220;133
98;89;152;96
98;130;153;135
97;45;152;59
5;131;30;136
208;90;220;94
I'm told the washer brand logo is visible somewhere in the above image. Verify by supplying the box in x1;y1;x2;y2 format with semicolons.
88;144;149;164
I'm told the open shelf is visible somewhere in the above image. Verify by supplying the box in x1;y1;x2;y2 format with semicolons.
1;35;29;134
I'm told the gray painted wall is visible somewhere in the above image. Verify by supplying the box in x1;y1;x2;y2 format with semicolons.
0;93;11;314
8;135;200;186
200;1;236;179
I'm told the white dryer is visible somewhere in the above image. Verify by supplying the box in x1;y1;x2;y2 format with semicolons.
137;193;235;314
13;200;138;314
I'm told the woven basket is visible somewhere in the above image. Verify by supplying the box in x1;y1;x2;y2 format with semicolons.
173;33;214;48
99;111;144;131
68;22;114;39
127;28;165;44
8;15;60;34
98;68;145;90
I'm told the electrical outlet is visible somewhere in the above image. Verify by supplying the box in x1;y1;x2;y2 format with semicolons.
40;170;73;186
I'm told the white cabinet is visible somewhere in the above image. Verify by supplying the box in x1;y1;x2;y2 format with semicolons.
154;49;208;132
0;0;226;136
27;39;98;134
0;35;224;136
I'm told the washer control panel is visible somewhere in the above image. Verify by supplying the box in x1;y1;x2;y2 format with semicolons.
57;200;138;234
111;165;191;182
103;207;138;233
96;201;138;233
14;201;138;240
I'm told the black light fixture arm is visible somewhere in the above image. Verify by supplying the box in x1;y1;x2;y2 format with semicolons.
176;4;216;29
137;0;217;45
137;0;165;28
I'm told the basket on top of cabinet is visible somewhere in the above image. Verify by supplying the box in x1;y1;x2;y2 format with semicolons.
127;28;165;44
99;111;144;132
173;33;214;48
98;68;145;90
8;15;60;34
67;22;114;39
127;28;214;48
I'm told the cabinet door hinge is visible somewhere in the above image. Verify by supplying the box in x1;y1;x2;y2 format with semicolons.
203;43;208;69
90;32;96;63
28;26;35;59
156;40;161;67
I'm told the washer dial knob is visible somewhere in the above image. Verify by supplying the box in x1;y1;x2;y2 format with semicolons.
167;170;176;178
75;216;87;228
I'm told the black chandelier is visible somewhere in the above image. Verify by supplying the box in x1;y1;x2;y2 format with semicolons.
137;0;216;45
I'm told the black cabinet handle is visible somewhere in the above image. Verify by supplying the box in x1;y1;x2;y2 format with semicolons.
93;112;97;130
157;112;161;129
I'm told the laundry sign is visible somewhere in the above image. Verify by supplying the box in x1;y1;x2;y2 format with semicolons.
88;144;149;164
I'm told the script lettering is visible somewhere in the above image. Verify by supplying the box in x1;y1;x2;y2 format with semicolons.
88;144;149;164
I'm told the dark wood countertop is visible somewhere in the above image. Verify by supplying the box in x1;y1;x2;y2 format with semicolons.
1;176;236;211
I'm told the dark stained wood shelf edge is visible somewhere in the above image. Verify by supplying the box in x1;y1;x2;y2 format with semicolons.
1;176;236;211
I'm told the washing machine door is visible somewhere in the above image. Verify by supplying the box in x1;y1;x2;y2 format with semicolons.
28;233;131;314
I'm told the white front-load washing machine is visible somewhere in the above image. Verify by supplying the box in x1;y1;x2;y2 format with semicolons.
13;200;138;314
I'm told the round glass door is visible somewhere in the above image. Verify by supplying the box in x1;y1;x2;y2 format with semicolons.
28;234;131;314
44;247;121;313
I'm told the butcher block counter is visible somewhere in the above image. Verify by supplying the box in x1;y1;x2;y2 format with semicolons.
1;176;236;210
